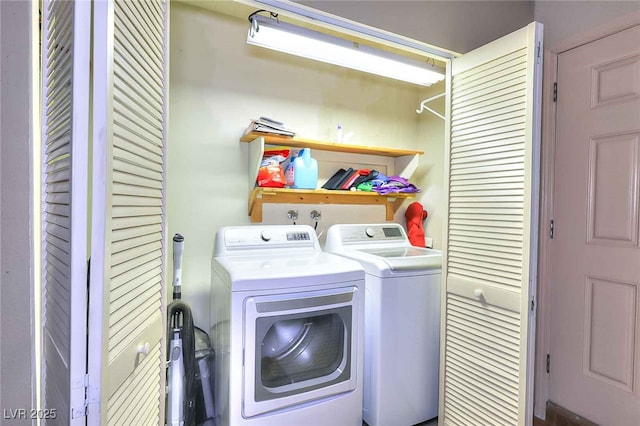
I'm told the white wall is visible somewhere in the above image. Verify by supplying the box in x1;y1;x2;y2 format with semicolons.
535;0;640;51
168;2;442;329
299;0;535;53
416;85;446;250
0;0;35;419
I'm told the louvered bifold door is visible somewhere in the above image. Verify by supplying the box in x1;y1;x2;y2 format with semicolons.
439;23;543;426
40;0;91;424
89;0;169;424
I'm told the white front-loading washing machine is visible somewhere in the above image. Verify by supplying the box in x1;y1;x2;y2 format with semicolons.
211;225;365;426
325;223;442;426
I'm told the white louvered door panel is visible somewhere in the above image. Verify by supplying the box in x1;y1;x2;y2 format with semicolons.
89;0;169;424
440;23;543;426
40;1;91;424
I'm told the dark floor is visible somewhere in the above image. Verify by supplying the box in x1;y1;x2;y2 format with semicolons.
543;402;599;426
363;419;437;426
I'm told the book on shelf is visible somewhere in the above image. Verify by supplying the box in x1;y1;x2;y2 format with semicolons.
322;168;348;190
322;168;376;190
245;117;295;138
322;168;361;190
339;169;362;190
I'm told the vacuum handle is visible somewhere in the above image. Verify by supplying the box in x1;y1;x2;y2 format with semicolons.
172;234;184;299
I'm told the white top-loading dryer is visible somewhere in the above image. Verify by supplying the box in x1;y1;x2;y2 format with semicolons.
325;223;442;426
211;225;365;426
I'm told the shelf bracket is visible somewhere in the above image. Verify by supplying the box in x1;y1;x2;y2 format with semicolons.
385;198;396;221
384;197;407;221
395;153;419;179
248;136;265;195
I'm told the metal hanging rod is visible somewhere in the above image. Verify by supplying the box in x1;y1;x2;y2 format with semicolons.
416;93;445;120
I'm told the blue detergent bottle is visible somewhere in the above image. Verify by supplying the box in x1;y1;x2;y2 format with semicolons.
288;149;318;189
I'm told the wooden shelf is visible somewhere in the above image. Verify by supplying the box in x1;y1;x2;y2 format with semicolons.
242;132;422;222
241;131;424;157
248;187;416;223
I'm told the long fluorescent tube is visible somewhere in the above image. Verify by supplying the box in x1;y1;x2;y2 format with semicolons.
247;15;445;87
254;0;456;60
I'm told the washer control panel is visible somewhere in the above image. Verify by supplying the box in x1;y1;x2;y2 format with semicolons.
340;224;406;242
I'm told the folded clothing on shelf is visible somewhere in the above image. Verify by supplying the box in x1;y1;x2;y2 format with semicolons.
374;175;420;194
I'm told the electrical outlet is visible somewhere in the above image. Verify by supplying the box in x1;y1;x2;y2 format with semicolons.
425;237;433;248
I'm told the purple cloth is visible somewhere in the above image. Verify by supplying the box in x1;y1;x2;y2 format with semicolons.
374;175;420;194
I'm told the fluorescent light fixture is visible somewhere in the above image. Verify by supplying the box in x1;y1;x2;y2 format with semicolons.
247;15;445;87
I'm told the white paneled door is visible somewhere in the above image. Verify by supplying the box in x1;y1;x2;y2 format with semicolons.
40;1;91;424
440;22;543;426
549;25;640;425
89;0;169;424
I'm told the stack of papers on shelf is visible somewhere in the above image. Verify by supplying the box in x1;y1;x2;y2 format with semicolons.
245;117;295;137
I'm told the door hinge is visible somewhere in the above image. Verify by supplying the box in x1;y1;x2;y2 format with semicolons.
71;406;87;419
550;219;555;239
546;354;550;374
71;374;90;419
553;82;558;102
536;41;542;64
530;297;535;312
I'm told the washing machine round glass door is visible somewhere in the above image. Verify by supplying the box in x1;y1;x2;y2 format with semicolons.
243;286;360;417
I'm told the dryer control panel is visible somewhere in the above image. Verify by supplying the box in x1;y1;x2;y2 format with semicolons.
215;225;319;256
225;229;312;246
339;224;407;243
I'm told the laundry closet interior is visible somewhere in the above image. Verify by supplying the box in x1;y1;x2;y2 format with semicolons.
165;1;540;424
169;0;450;328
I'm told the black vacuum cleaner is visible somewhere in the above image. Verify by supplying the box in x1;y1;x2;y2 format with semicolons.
166;234;215;426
